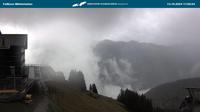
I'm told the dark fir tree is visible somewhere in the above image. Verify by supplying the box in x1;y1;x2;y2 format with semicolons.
92;84;98;94
89;83;98;94
89;84;92;91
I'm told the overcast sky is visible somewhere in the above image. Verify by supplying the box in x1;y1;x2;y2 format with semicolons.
1;9;200;44
0;8;200;97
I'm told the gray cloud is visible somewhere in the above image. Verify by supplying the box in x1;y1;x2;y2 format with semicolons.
0;9;125;31
1;9;200;44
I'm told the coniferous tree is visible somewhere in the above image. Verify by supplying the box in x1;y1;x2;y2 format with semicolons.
68;70;86;91
117;89;154;112
89;83;98;94
89;84;92;91
78;71;87;91
92;84;98;94
117;88;125;102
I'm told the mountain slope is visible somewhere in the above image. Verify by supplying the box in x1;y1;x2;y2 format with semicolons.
145;77;200;110
46;81;127;112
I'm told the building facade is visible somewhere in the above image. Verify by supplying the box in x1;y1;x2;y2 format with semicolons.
0;31;27;89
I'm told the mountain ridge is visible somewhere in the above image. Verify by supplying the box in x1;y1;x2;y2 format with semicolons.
94;40;197;89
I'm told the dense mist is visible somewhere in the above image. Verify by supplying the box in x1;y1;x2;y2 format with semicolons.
0;9;200;98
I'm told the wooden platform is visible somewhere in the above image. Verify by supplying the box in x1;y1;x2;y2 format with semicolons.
0;89;18;94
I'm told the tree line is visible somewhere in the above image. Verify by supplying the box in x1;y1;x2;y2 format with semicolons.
117;89;164;112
